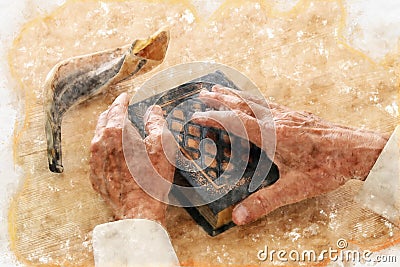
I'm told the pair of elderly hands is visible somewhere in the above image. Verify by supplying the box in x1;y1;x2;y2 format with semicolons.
89;85;387;227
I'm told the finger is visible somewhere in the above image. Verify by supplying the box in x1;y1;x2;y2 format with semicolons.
90;93;129;207
92;92;130;144
91;110;108;144
89;128;110;202
143;105;178;175
143;105;165;136
217;86;333;130
199;89;255;116
200;89;272;121
232;163;340;225
212;85;268;108
212;85;285;111
90;110;110;197
273;109;340;129
232;171;307;225
105;92;130;129
212;85;292;115
144;131;177;183
89;142;106;194
92;93;129;144
191;110;263;149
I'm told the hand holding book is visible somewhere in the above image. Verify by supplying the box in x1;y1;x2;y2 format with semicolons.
192;85;388;225
89;93;176;226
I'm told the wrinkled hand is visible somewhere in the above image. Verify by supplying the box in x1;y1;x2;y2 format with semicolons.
89;93;176;226
192;85;388;225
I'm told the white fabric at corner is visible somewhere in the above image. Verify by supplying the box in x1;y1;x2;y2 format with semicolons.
92;219;179;267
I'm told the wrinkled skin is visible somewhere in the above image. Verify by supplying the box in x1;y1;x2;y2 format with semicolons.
89;93;175;226
191;85;388;225
90;87;388;228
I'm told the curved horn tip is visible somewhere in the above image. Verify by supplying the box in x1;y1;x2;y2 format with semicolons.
49;161;64;173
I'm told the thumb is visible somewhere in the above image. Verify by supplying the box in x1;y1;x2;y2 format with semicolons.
232;170;309;225
232;186;281;226
144;105;165;136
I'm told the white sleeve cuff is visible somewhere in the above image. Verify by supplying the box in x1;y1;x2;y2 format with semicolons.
92;219;179;267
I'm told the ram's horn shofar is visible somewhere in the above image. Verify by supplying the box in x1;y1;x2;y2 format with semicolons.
44;29;169;173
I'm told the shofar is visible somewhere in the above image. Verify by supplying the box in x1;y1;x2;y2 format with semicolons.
44;29;169;173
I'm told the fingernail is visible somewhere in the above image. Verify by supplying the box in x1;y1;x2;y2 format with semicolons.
212;84;222;91
191;112;204;121
151;105;163;115
233;204;249;225
199;89;209;97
